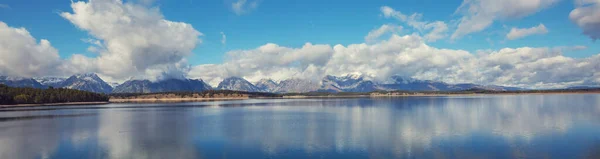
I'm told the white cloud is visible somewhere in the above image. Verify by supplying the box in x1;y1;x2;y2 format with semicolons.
365;24;402;42
452;0;558;40
380;6;448;42
231;0;260;15
0;22;63;77
506;24;549;40
61;0;202;81
570;0;600;40
220;32;227;45
189;43;333;86
190;33;600;89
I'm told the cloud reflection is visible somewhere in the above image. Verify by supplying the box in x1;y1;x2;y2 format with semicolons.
0;95;599;158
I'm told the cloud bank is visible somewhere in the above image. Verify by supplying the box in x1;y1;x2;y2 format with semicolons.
1;2;600;89
190;33;600;88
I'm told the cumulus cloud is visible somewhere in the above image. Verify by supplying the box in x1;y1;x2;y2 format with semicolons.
570;0;600;40
452;0;557;40
365;24;402;42
380;6;448;42
190;33;600;89
506;24;549;40
189;43;333;86
231;0;260;15
0;22;63;77
220;32;227;45
61;0;202;81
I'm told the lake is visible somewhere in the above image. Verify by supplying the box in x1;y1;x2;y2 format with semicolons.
1;94;600;158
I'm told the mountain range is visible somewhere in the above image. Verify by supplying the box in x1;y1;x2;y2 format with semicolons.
1;73;524;94
113;78;212;93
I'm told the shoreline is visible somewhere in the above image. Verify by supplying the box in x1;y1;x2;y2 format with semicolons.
285;92;600;98
2;92;599;107
109;97;249;103
0;101;110;108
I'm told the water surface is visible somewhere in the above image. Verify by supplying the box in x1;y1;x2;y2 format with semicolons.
1;94;600;158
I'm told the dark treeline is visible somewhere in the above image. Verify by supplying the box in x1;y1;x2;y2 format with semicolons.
111;90;282;98
0;84;109;105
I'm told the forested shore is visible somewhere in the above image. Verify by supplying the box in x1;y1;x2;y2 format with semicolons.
0;84;109;105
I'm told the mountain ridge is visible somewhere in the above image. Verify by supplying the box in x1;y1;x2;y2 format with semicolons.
0;74;529;94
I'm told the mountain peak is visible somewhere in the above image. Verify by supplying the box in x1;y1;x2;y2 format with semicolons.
255;79;278;92
34;77;66;87
61;73;112;94
217;77;261;92
275;78;319;93
321;74;377;92
343;72;364;80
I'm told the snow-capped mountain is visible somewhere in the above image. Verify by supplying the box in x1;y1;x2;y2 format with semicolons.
58;73;113;94
0;76;45;89
217;77;262;92
273;78;320;93
378;75;522;91
376;75;460;91
255;79;279;92
320;74;378;92
113;78;212;93
34;77;66;87
108;82;121;88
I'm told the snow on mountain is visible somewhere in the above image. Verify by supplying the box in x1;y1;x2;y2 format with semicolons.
255;79;279;92
378;75;523;91
108;82;121;88
217;77;261;92
59;73;113;94
34;77;66;87
0;76;45;89
113;78;212;93
320;74;378;92
273;78;320;93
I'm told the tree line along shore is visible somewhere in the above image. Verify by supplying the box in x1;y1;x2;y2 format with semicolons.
2;84;600;105
0;84;109;105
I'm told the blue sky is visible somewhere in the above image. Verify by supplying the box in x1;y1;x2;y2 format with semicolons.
0;0;597;65
0;0;599;88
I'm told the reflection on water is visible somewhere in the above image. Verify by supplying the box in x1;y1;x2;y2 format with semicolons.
1;94;600;158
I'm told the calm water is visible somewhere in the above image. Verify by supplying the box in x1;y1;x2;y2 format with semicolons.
1;94;600;159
